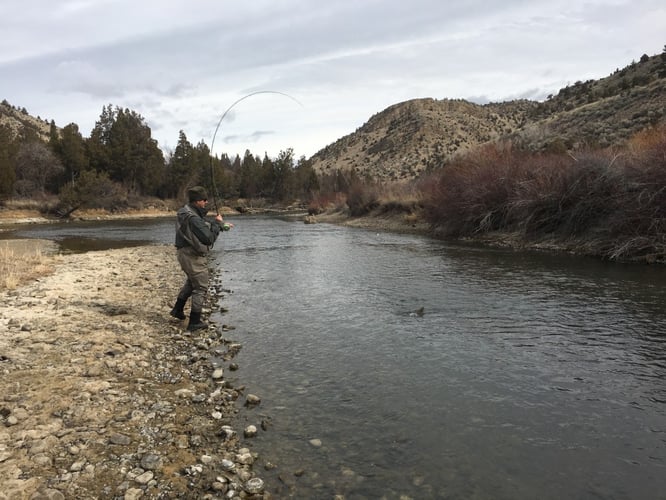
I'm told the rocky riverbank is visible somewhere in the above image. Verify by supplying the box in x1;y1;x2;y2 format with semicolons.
0;244;269;500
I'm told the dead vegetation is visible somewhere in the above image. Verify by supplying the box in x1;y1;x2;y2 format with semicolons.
0;240;57;290
420;125;666;263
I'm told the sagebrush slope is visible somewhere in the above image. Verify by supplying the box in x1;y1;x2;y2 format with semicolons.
310;52;666;181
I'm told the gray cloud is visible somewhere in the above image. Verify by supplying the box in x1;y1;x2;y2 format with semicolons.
1;0;664;158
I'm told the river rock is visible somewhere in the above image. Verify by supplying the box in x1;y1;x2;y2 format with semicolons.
245;477;265;494
109;433;131;445
134;470;154;485
236;450;255;465
220;458;236;471
244;425;258;438
123;488;143;500
140;453;162;470
245;394;261;406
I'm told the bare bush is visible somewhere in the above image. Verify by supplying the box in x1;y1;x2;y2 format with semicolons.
347;181;380;216
422;142;529;236
422;125;666;262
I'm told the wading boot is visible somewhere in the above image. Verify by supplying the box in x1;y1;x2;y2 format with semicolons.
187;311;208;332
170;298;187;320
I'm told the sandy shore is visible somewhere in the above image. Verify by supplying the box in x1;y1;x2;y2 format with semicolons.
0;244;268;499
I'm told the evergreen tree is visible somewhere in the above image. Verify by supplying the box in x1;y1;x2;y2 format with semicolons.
659;45;666;78
107;108;164;194
259;154;275;198
87;105;164;195
271;148;295;201
238;150;262;198
214;154;241;198
48;120;59;152
87;104;115;173
294;155;319;198
0;125;16;197
166;130;197;199
194;140;212;188
56;123;89;186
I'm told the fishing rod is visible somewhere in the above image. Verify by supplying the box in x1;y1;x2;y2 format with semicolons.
208;90;303;214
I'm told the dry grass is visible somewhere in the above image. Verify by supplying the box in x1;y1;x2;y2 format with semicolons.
0;241;56;290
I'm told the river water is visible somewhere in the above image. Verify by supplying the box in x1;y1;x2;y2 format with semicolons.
5;216;666;499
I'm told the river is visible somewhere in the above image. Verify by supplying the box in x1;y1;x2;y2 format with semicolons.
5;216;666;499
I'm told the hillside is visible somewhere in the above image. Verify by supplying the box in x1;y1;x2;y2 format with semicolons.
3;51;665;185
310;52;666;181
0;99;53;142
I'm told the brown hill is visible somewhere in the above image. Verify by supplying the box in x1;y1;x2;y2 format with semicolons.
3;51;665;184
0;99;53;142
311;52;666;181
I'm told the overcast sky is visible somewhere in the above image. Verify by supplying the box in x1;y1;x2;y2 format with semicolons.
1;1;664;160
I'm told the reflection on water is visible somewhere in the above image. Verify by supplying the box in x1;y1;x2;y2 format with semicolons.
213;217;666;499
7;216;666;499
0;218;174;252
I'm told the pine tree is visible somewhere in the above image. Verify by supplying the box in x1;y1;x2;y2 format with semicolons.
87;105;164;195
57;124;89;186
0;125;16;197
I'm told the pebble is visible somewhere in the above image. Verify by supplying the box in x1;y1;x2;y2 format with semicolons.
140;453;162;470
245;394;261;406
220;458;236;471
124;488;144;500
236;450;254;465
70;459;86;472
245;477;264;495
134;471;154;484
109;433;131;445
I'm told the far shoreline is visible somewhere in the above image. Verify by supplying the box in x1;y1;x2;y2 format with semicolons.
1;206;663;265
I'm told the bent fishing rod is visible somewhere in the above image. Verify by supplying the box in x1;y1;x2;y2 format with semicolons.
208;90;303;214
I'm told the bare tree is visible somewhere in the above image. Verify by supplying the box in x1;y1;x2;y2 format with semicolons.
14;142;63;196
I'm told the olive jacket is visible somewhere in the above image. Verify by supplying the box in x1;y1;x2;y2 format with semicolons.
175;203;222;256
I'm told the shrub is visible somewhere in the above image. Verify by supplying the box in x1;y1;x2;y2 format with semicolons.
346;181;379;216
56;170;127;216
421;125;666;261
422;142;530;236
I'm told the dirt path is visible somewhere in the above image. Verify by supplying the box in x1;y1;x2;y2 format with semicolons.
0;245;267;499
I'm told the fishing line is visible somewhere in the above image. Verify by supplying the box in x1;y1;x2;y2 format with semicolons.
208;90;303;213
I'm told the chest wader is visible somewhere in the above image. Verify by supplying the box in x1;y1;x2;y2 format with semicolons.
173;213;214;331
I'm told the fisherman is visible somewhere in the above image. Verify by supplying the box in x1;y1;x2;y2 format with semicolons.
170;186;232;331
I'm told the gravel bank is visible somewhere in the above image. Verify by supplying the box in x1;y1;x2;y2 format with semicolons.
0;244;267;499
